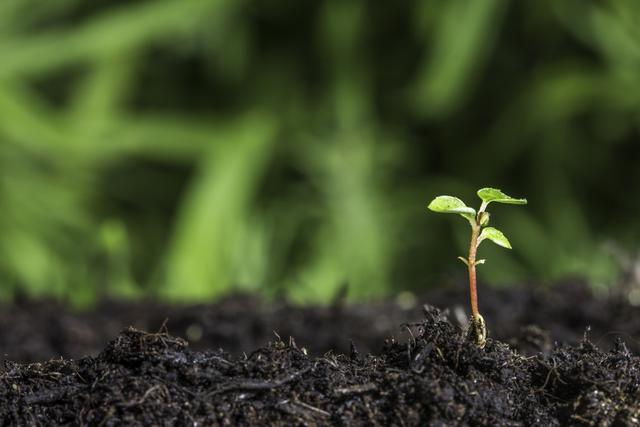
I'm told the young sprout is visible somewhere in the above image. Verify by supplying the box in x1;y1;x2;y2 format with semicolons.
427;188;527;347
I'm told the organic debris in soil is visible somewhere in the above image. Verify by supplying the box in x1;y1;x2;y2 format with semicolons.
2;306;639;426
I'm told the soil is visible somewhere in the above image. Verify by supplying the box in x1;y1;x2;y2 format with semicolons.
1;280;640;425
2;280;639;364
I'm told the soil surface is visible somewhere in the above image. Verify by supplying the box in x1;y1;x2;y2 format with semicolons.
1;280;639;366
2;305;639;425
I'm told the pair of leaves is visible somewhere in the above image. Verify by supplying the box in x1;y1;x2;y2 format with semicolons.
427;187;526;250
428;188;526;215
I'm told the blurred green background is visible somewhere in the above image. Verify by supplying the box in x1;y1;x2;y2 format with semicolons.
0;0;639;305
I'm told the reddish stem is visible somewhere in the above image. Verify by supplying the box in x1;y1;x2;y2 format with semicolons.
468;224;480;319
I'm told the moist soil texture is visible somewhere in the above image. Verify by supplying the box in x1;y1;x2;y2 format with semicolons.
2;306;639;425
1;280;640;425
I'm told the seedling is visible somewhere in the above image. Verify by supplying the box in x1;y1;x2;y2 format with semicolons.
427;188;527;347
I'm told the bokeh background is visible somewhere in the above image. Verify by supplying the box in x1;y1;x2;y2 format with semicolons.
1;0;639;306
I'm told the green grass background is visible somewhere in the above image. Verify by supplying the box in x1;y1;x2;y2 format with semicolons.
1;0;639;305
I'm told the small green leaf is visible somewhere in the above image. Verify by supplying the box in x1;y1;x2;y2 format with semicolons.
478;227;512;249
477;188;527;205
475;259;486;265
457;256;469;266
428;196;476;222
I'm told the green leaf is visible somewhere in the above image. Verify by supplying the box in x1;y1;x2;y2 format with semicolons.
478;227;512;249
457;256;469;266
427;195;476;222
477;188;527;205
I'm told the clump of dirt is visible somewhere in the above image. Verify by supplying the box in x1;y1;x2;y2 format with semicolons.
2;306;639;425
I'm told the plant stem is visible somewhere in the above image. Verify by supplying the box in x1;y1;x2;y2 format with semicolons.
468;214;486;347
468;224;480;319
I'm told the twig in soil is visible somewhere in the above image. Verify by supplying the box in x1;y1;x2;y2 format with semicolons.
334;383;377;397
571;414;593;424
319;356;339;369
123;384;168;407
294;399;331;417
73;368;88;384
209;355;233;367
206;366;311;397
403;324;416;348
277;398;331;420
535;357;567;393
404;324;416;367
157;318;169;335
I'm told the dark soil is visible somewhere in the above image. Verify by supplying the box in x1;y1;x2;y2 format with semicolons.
2;280;639;365
2;280;640;425
2;305;639;425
